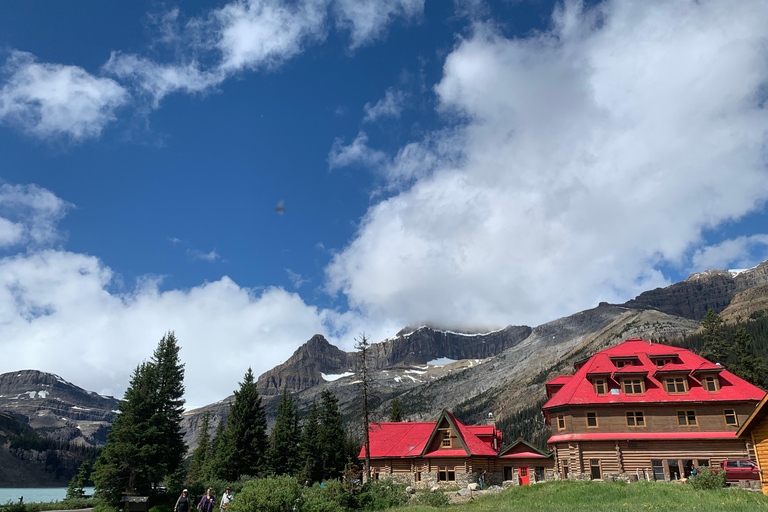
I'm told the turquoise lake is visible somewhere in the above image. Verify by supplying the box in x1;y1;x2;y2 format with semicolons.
0;488;95;504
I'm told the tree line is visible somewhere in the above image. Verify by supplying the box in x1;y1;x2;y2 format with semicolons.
673;308;768;388
89;332;362;506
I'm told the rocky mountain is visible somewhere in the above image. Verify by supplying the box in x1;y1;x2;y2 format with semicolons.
0;370;119;446
257;326;532;396
623;260;768;320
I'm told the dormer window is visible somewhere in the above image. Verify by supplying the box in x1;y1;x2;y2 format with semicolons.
593;378;607;395
614;359;634;368
622;378;645;395
653;358;675;367
703;375;719;392
664;376;688;394
441;430;452;448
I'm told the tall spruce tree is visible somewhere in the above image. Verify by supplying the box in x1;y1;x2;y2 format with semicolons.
267;388;301;476
186;411;212;484
93;333;186;504
389;398;403;422
318;390;346;480
209;416;227;480
217;368;267;480
150;332;186;486
300;400;322;484
355;333;373;480
93;362;159;503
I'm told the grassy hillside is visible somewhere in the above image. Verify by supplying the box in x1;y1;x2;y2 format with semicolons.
401;480;768;512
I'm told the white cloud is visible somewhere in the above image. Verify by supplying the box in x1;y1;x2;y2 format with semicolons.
328;131;387;169
105;0;422;107
0;51;128;140
285;268;309;288
0;184;72;247
190;248;221;262
363;88;406;123
0;183;386;407
326;0;768;330
692;235;768;271
334;0;424;49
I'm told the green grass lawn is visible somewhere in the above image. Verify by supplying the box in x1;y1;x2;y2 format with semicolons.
401;480;768;512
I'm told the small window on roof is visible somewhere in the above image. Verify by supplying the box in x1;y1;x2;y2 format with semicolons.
653;357;675;367
593;378;607;395
622;378;644;395
704;375;719;392
665;377;688;394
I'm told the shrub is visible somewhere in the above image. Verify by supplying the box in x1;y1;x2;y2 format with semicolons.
688;467;726;490
226;475;303;512
412;490;449;508
357;480;408;511
149;505;173;512
92;504;119;512
302;480;354;512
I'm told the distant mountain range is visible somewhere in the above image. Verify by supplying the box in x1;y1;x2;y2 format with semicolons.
2;259;767;480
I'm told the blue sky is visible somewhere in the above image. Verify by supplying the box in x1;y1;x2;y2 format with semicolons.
1;0;767;408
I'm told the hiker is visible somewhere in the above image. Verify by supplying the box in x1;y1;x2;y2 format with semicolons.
198;488;216;512
174;490;191;512
478;469;486;490
220;487;233;510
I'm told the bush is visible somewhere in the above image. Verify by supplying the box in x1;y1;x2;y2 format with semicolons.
92;504;119;512
149;505;173;512
302;480;354;512
357;480;408;511
226;475;303;512
688;467;726;490
412;490;449;508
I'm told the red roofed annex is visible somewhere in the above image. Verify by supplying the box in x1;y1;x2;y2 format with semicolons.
359;410;554;487
543;339;765;482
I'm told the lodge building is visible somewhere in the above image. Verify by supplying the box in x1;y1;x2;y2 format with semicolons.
359;410;555;487
543;339;766;481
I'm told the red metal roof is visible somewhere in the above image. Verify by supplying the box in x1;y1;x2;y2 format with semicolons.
358;410;501;460
549;431;740;443
546;376;574;386
543;339;765;409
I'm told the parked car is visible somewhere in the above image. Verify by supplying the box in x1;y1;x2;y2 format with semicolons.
714;460;760;482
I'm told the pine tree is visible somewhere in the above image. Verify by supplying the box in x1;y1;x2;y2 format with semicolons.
187;411;212;484
355;333;373;480
66;460;91;500
218;368;267;480
300;400;322;484
389;398;403;422
149;332;186;486
93;332;187;505
93;362;159;504
267;388;301;476
701;309;729;364
318;390;346;480
209;415;227;480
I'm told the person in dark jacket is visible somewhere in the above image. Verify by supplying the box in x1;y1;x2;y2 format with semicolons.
174;490;191;512
197;488;216;512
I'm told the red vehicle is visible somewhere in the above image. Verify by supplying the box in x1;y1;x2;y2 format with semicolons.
714;460;760;482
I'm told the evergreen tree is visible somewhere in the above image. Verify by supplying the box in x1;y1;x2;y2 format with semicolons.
267;388;301;476
218;368;268;480
66;460;91;500
300;400;322;484
355;333;373;480
93;332;187;504
701;309;728;364
208;415;227;480
389;398;403;422
149;332;186;486
318;390;346;480
187;411;212;484
93;362;159;504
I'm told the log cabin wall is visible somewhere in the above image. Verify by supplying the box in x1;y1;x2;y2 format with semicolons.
552;438;751;481
553;403;755;435
748;417;768;494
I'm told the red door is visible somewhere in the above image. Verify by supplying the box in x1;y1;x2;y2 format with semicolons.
519;466;530;486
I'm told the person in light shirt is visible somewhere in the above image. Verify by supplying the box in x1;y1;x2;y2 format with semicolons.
220;487;233;510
